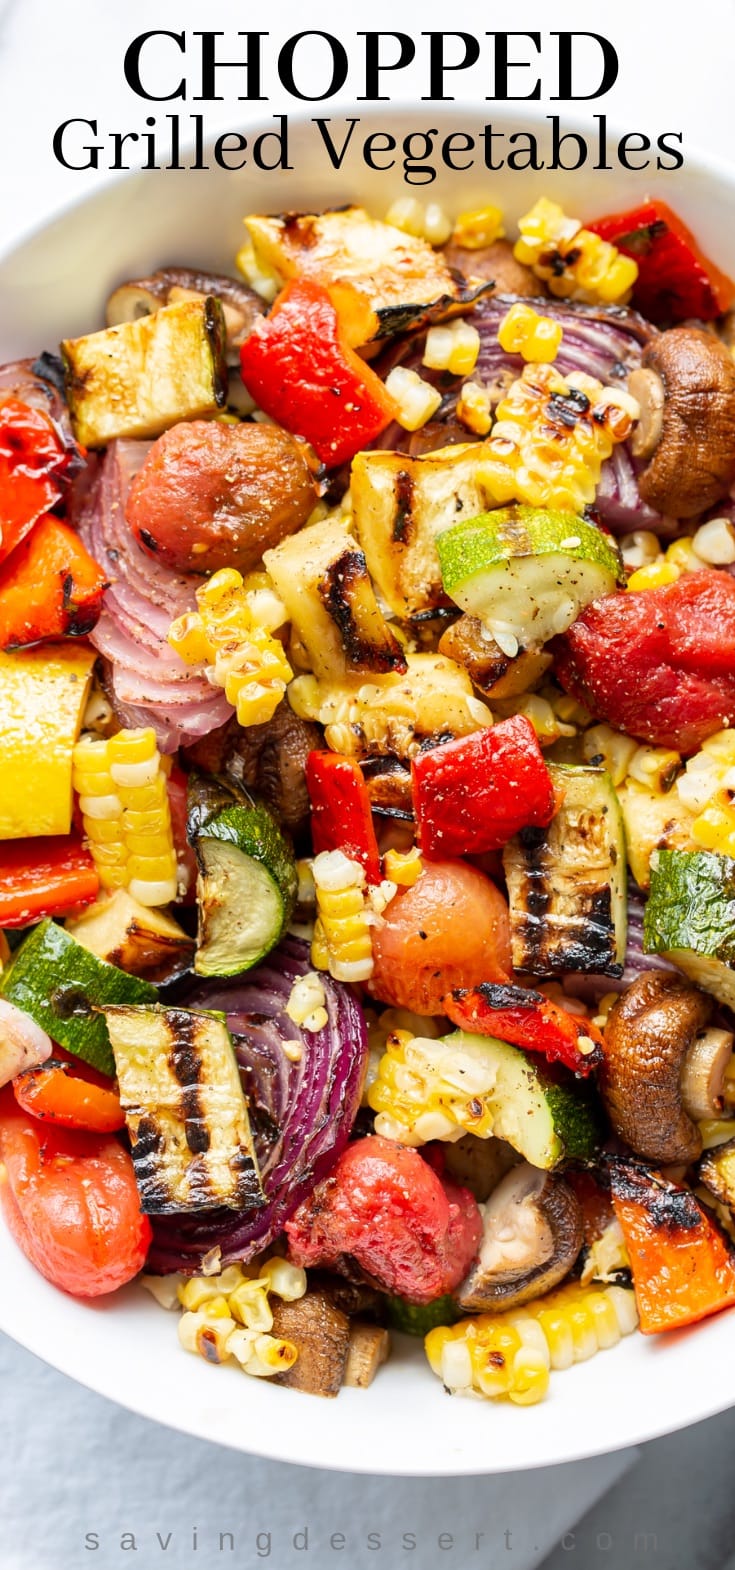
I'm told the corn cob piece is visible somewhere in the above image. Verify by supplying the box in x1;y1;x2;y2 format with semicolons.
423;319;481;376
473;363;638;515
311;850;374;984
168;567;292;727
514;198;638;305
73;729;177;905
368;1028;496;1146
452;205;505;249
497;302;563;364
425;1281;638;1405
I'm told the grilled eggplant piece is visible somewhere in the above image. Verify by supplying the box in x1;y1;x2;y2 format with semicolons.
502;764;626;976
105;1004;263;1214
61;298;227;447
438;613;552;699
244;206;489;348
106;266;265;357
187;774;297;977
65;889;194;984
264;515;406;681
269;1290;351;1397
456;1163;583;1313
351;443;493;618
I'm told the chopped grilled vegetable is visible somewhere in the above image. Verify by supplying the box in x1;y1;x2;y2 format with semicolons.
444;982;603;1076
73;728;179;906
699;1140;735;1210
586;199;735;324
0;398;73;566
608;1156;735;1333
436;507;625;652
289;651;490;762
243;206;484;347
168;567;293;728
0;1001;52;1090
65;888;195;984
369;1028;600;1168
644;849;735;1008
105;265;265;354
514;198;638;305
13;1059;125;1133
239;278;397;466
0;643;95;839
0;515;107;649
306;752;381;884
0;833;98;926
104;1004;263;1215
264;514;405;681
456;1164;583;1313
502;764;626;976
368;860;511;1015
385;1293;460;1337
411;713;556;858
617;780;696;889
187;774;297;977
437;614;553;700
351;444;494;619
600;970;714;1166
0;918;155;1076
311;849;374;984
269;1290;350;1397
61;298;227;447
343;1322;391;1389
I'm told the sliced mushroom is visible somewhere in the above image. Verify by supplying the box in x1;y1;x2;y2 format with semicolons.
226;702;323;837
438;614;552;699
443;1132;521;1203
680;1027;735;1121
343;1322;390;1388
456;1163;583;1313
631;327;735;517
270;1290;351;1397
442;239;543;297
601;970;716;1164
106;266;266;356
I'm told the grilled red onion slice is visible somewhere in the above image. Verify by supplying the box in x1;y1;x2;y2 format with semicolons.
77;441;233;750
146;938;369;1274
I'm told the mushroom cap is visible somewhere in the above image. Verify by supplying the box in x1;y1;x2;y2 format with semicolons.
106;266;265;352
455;1162;583;1313
601;969;712;1164
635;326;735;519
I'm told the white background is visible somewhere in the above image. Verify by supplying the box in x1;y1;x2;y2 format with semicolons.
1;1;735;1567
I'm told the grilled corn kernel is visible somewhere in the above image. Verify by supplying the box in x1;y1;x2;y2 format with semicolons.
73;730;176;905
619;530;662;571
692;516;735;565
452;205;504;249
384;847;423;887
514;199;638;305
168;568;293;727
582;723;638;787
311;850;374;982
228;1279;274;1332
385;196;428;238
627;560;680;591
384;366;442;432
627;744;681;793
426;1282;637;1404
260;1257;308;1302
141;1273;185;1310
456;380;493;436
665;537;704;573
497;302;563;364
178;1310;239;1364
423;319;480;376
474;363;638;515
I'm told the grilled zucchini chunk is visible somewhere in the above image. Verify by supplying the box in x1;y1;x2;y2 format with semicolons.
644;850;735;1009
502;764;626;976
264;515;406;680
105;1004;263;1214
699;1139;735;1210
187;774;297;977
243;207;488;347
618;781;696;889
438;613;552;699
61;298;227;447
65;888;195;984
351;444;493;618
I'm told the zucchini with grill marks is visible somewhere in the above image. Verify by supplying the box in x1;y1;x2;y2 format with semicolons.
65;888;195;984
644;850;735;1009
187;774;297;978
61;297;227;447
502;764;626;976
105;1003;263;1215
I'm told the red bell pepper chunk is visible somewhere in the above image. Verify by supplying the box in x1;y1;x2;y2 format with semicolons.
587;200;735;324
306;750;381;883
444;981;603;1076
0;398;71;566
608;1157;735;1333
13;1060;125;1134
0;513;107;649
0;834;99;927
411;714;556;859
239;278;396;467
554;569;735;753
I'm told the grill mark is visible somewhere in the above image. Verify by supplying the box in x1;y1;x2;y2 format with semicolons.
318;548;406;673
392;469;414;544
167;1008;210;1156
130;1113;171;1214
514;826;552;968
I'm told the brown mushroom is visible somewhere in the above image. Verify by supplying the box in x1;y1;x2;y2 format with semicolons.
455;1163;583;1313
601;969;724;1164
226;702;323;837
442;238;543;298
106;266;266;356
270;1290;351;1397
630;327;735;517
343;1322;391;1388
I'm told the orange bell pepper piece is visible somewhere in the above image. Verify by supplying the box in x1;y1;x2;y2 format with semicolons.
608;1156;735;1333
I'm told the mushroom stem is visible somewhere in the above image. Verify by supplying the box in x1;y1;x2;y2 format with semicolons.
681;1028;734;1122
628;367;665;460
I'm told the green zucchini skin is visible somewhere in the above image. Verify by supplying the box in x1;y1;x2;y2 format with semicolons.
0;918;156;1076
384;1294;460;1336
445;1030;601;1169
644;849;735;1008
502;764;627;977
187;775;297;978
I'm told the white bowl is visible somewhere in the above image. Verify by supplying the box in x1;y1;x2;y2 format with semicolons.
2;108;735;1474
